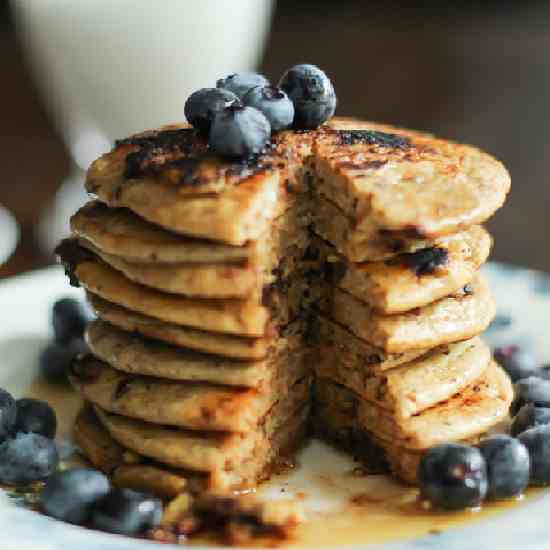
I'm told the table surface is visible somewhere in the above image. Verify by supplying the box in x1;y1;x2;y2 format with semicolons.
1;2;549;279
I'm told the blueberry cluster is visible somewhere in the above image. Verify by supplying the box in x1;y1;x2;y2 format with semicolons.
39;297;91;383
41;470;162;536
0;388;58;485
419;350;550;510
184;64;337;158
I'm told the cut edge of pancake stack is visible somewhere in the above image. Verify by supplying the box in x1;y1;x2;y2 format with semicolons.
309;119;512;483
57;116;513;497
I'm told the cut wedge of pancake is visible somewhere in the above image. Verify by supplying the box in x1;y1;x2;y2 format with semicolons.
318;274;495;353
70;354;307;432
317;337;491;419
87;320;287;388
317;117;511;241
315;225;492;314
94;376;311;489
88;294;306;361
63;252;269;337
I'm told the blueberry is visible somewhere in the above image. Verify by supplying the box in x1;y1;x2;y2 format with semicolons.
14;398;57;439
184;88;241;135
494;345;540;382
216;72;270;100
0;432;58;485
41;468;110;524
478;435;530;499
242;86;294;132
39;339;87;384
418;443;487;510
518;426;550;485
209;105;271;158
511;376;550;416
278;64;337;129
0;388;16;443
91;488;162;536
511;404;550;436
52;298;88;344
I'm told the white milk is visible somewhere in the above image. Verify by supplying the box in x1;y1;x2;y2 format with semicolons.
12;0;275;168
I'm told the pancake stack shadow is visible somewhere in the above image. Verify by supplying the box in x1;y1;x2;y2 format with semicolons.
57;117;513;496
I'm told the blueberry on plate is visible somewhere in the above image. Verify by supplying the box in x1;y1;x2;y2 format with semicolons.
478;435;530;499
511;376;550;416
39;339;87;384
0;432;58;485
418;443;488;510
243;86;294;132
209;105;271;158
216;72;270;100
0;388;16;443
184;88;241;135
52;297;88;344
518;426;550;485
511;404;550;436
278;63;337;129
41;468;110;524
494;345;539;382
14;398;57;439
91;488;162;536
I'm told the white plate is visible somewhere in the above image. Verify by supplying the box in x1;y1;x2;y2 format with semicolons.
0;263;549;550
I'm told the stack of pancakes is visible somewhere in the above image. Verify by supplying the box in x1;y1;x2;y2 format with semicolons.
58;117;512;495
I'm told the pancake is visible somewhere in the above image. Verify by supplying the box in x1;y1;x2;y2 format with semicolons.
315;225;491;313
88;293;307;360
317;117;511;243
72;199;309;263
369;362;512;448
80;238;259;298
71;202;253;264
313;367;511;483
315;315;428;373
318;274;495;353
86;126;314;245
63;252;269;337
74;405;202;498
368;432;483;485
73;199;309;298
317;337;491;419
87;320;286;388
313;196;436;262
316;362;511;450
94;376;311;489
70;353;307;432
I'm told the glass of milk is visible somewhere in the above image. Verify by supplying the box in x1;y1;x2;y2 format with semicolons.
11;0;275;251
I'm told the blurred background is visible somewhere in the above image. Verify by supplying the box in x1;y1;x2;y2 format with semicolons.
0;0;548;278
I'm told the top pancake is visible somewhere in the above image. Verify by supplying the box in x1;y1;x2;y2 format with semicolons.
85;118;510;247
86;126;314;245
318;118;510;241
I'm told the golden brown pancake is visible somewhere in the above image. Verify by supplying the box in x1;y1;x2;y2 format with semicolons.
314;225;491;314
70;353;307;432
318;273;495;352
